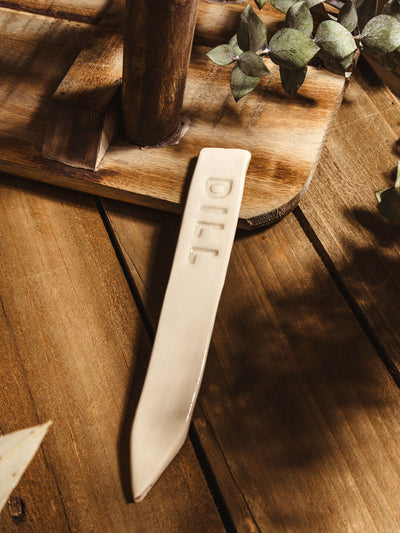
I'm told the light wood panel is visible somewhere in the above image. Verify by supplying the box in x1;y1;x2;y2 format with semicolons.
0;3;347;228
102;197;400;532
0;174;223;532
300;59;400;371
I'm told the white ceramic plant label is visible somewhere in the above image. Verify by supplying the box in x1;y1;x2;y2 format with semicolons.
130;147;251;502
0;421;52;513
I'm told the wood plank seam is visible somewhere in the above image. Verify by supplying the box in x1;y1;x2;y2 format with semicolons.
0;177;224;530
293;205;400;388
188;423;240;533
95;197;155;342
191;408;262;533
96;198;256;531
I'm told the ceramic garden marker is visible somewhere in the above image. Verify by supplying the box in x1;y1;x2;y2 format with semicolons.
0;421;52;513
122;0;199;146
130;147;251;502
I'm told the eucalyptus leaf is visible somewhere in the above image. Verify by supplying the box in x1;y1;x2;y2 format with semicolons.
228;33;243;56
229;34;244;56
305;0;325;7
271;0;298;14
280;65;307;95
269;28;320;69
238;51;271;76
362;15;400;55
286;2;314;36
354;0;377;31
382;0;400;21
318;50;354;73
254;0;269;8
314;20;357;59
206;44;235;65
230;64;261;101
237;4;268;52
340;51;355;69
338;0;358;32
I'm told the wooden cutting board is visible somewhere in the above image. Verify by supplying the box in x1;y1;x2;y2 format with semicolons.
0;0;347;229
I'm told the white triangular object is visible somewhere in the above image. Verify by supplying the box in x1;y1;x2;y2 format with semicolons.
0;421;52;513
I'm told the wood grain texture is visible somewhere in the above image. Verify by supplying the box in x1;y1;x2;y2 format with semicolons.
40;0;285;169
0;174;224;532
0;4;347;228
122;0;199;145
0;0;110;22
299;59;400;371
42;0;123;169
365;55;400;97
195;0;283;46
101;197;400;532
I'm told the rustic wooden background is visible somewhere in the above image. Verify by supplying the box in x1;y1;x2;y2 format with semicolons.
1;0;400;531
0;0;349;227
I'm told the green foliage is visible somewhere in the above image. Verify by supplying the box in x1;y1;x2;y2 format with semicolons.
269;28;320;69
279;65;307;96
229;34;244;56
286;2;313;36
254;0;269;8
271;0;298;15
355;0;378;32
230;65;261;101
206;0;400;100
319;50;355;75
207;5;270;101
315;20;357;59
375;162;400;224
238;51;271;76
206;44;235;65
271;0;323;14
361;15;400;55
340;52;355;70
205;1;400;223
338;0;359;32
237;4;268;52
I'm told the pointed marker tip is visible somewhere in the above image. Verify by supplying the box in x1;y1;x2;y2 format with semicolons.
42;420;53;431
133;483;154;503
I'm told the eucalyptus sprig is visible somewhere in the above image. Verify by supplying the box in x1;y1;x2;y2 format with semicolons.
206;0;400;100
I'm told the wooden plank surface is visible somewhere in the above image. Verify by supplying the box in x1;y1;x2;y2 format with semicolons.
42;0;123;170
101;194;400;532
195;0;283;46
0;2;347;228
0;174;224;532
300;59;400;372
0;0;110;22
2;0;400;531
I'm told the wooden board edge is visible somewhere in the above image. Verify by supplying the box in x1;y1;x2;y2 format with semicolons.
0;3;348;231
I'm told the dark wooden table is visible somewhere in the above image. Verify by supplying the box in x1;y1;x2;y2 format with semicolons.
1;1;400;531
